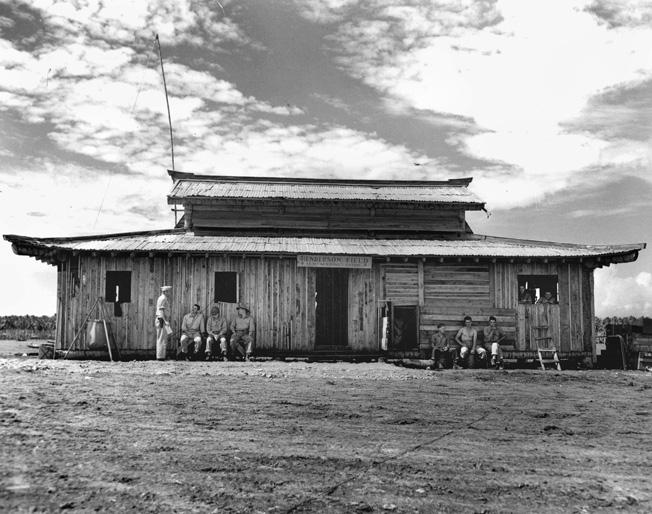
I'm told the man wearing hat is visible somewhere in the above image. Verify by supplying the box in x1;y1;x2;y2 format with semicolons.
155;286;172;361
179;304;206;360
206;305;229;361
230;304;255;361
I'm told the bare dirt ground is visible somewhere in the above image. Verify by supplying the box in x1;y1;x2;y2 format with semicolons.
1;342;651;514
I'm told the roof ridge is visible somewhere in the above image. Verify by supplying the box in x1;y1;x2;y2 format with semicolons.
168;170;474;187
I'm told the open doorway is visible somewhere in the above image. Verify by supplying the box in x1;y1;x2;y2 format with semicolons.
315;268;348;347
391;305;418;350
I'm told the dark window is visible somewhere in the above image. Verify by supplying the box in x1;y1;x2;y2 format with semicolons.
105;271;132;303
214;272;239;303
518;275;558;304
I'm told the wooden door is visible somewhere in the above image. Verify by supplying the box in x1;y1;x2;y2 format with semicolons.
519;303;561;351
315;268;349;347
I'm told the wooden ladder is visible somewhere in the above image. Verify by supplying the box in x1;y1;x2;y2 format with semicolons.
531;325;561;371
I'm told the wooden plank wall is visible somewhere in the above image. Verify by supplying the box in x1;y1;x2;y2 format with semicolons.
425;263;491;308
491;262;517;308
348;267;380;351
420;306;517;350
517;304;561;352
192;204;465;233
384;263;419;305
509;262;588;353
582;267;595;353
419;263;510;350
57;255;381;355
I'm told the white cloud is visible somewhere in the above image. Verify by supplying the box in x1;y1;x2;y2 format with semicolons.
292;0;359;23
594;266;652;317
325;0;652;207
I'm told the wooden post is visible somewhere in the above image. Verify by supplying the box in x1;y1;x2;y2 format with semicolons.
417;259;424;307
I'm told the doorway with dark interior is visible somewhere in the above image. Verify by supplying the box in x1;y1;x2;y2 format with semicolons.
315;268;349;348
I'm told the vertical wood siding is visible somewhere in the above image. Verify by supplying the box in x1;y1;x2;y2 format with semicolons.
348;267;380;351
57;255;380;355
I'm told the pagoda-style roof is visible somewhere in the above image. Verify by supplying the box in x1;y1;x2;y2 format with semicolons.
5;231;644;268
166;171;485;209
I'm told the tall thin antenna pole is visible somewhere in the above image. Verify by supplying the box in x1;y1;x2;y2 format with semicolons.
155;34;175;170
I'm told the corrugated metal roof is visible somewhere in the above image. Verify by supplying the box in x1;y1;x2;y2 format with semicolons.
168;180;484;205
5;231;645;260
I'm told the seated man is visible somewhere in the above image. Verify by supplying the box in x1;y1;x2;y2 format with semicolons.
430;324;459;369
230;304;255;361
206;306;229;361
483;316;506;369
455;316;486;366
179;304;205;360
537;291;558;304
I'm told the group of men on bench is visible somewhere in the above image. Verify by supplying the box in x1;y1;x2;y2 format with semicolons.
178;303;256;362
429;316;506;370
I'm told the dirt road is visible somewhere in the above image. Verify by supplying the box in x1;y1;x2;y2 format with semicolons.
1;354;651;513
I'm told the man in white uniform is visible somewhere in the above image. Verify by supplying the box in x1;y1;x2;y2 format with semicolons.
155;286;171;360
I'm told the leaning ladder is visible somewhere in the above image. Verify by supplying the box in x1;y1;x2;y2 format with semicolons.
531;325;561;371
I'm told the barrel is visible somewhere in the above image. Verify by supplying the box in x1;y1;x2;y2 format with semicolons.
87;320;108;350
38;343;54;360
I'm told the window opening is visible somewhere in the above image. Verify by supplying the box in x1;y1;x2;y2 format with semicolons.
518;275;558;304
214;272;239;303
105;271;131;317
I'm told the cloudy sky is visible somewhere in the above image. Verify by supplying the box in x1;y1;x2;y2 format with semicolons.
1;0;651;317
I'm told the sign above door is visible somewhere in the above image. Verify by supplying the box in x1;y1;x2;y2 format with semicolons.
297;254;372;269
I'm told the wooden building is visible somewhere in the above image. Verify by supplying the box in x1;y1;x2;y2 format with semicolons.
4;171;646;362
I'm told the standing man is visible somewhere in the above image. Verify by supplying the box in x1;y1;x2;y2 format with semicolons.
155;286;171;361
179;304;205;360
230;304;255;361
483;316;506;369
206;306;229;361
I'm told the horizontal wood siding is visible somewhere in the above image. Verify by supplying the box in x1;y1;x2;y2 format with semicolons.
424;263;491;308
383;263;419;305
420;306;517;351
192;205;464;233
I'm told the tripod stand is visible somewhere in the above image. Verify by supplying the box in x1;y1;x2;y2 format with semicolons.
63;297;121;361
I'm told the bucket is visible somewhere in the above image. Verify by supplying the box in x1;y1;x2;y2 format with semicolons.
87;320;108;350
39;343;54;360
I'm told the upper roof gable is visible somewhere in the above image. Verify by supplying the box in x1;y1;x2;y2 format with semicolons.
166;171;486;208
